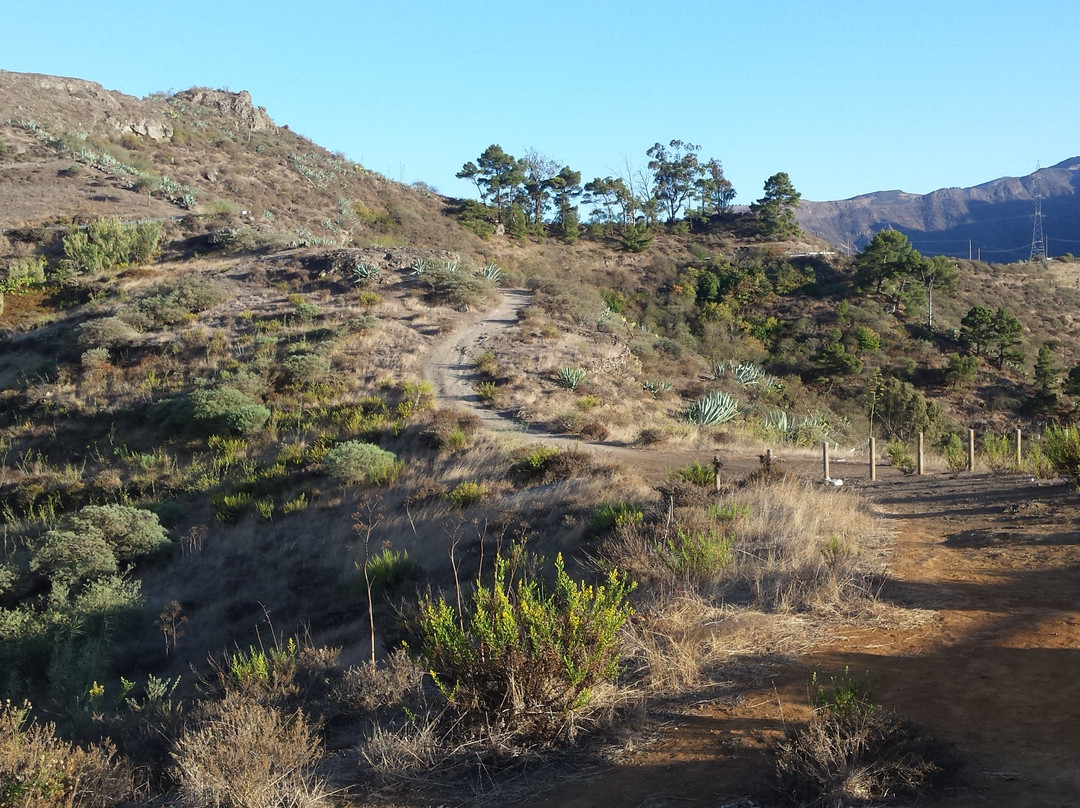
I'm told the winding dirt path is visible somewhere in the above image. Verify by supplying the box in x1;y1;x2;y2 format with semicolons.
420;288;782;480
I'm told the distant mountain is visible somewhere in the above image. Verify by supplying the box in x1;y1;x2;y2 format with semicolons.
797;157;1080;262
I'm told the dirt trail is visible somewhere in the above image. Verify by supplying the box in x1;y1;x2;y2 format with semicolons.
420;288;775;480
420;290;1080;807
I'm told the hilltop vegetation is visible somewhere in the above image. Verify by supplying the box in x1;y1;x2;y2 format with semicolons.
1;72;1079;805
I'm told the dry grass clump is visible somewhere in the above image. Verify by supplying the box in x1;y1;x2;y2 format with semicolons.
774;707;949;807
171;693;331;808
607;475;887;613
0;700;135;808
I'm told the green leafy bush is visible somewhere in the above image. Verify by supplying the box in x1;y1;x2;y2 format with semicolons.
1044;424;1080;485
71;504;170;563
31;529;118;586
668;461;716;488
446;480;486;509
885;440;916;475
660;526;735;578
59;217;161;280
415;549;635;741
587;502;644;535
188;386;271;437
323;441;402;485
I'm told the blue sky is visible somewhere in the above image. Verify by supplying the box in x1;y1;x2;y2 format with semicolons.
3;1;1077;204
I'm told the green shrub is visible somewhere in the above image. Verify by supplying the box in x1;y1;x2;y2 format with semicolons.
59;217;161;280
323;441;402;485
475;380;499;405
446;480;486;509
940;433;968;474
76;316;141;350
281;353;333;391
358;548;420;602
211;490;253;524
1044;424;1080;485
415;548;634;741
660;526;735;578
70;504;170;562
3;255;47;290
885;440;916;475
587;502;644;535
189;386;271;437
134;274;229;327
31;529;118;586
982;433;1016;474
510;445;561;481
668;461;715;487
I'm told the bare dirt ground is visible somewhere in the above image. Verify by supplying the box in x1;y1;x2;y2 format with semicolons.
419;289;1080;807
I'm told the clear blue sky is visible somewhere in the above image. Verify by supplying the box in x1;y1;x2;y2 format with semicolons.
3;1;1077;204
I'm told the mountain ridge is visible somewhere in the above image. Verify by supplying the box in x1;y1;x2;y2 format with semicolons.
797;156;1080;260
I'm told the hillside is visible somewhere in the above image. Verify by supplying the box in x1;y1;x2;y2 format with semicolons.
2;71;1080;808
798;157;1080;260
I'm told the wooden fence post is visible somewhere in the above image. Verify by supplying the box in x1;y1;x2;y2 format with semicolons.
917;432;925;476
869;437;876;481
822;442;830;480
968;428;976;472
1015;428;1022;470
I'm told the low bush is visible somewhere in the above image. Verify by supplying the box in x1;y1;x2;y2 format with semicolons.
188;386;271;437
76;316;141;350
774;670;952;807
415;548;634;742
668;460;716;488
0;699;135;808
1043;424;1080;484
171;694;330;808
885;440;916;475
323;441;402;486
446;480;486;509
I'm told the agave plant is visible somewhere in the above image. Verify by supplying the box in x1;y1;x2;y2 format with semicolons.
441;259;460;273
478;263;503;283
713;359;782;390
684;390;739;427
641;379;673;397
350;262;381;284
411;258;429;276
556;367;587;390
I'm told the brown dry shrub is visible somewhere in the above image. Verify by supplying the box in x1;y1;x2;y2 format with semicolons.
0;700;134;808
331;649;425;715
774;708;952;807
171;694;330;808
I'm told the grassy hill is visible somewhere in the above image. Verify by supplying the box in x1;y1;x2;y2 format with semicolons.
1;72;1078;806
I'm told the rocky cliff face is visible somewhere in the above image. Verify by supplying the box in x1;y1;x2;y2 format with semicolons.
797;157;1080;261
